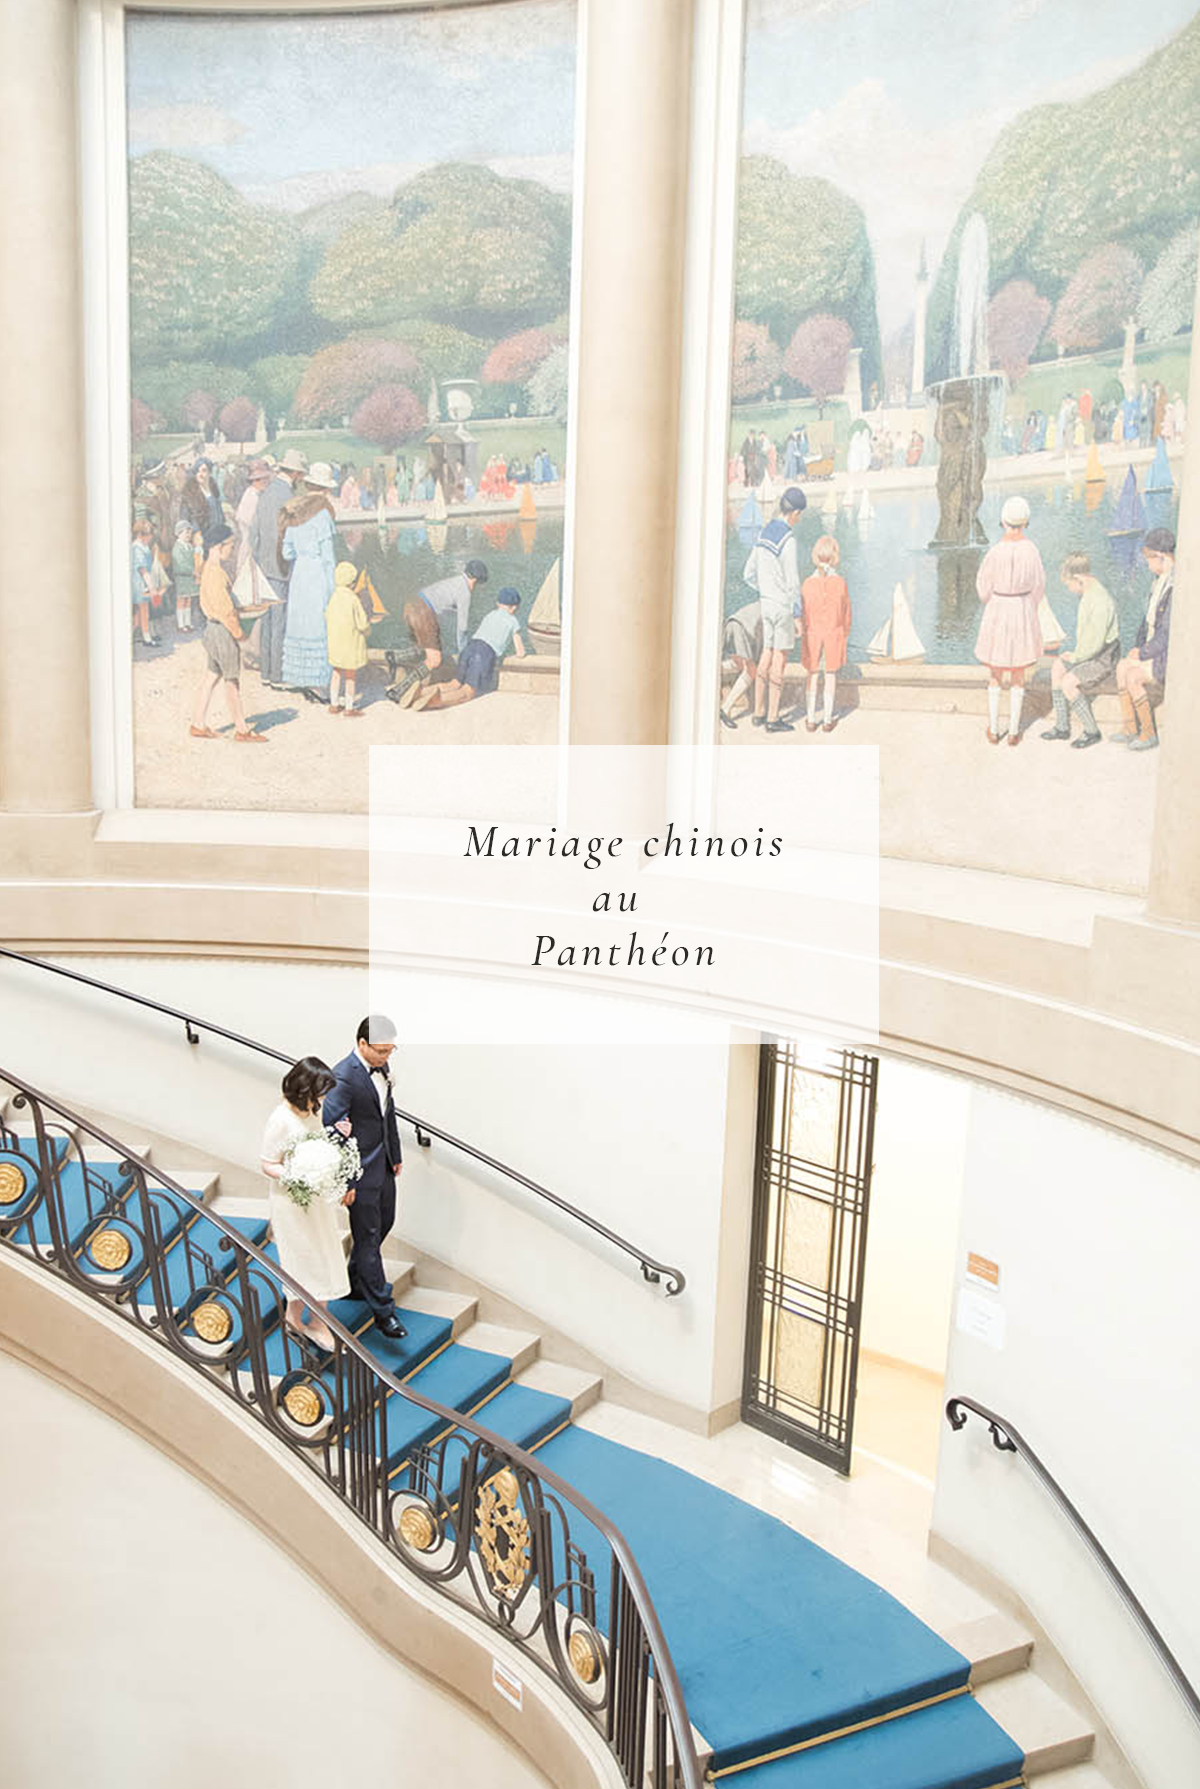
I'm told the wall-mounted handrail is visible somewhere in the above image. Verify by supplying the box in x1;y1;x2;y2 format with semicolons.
0;946;686;1295
0;1064;701;1788
946;1396;1200;1730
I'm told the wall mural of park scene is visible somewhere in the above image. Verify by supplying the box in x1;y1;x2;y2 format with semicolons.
126;3;574;811
722;0;1198;892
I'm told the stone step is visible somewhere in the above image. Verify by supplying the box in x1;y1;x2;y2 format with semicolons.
456;1320;540;1377
156;1168;219;1205
397;1284;478;1338
974;1672;1095;1776
944;1612;1035;1685
515;1357;603;1419
1031;1764;1119;1789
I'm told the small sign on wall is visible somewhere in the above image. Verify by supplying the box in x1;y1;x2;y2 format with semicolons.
493;1659;524;1712
956;1286;1006;1350
966;1252;1000;1289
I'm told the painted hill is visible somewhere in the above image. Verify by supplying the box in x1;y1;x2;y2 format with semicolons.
735;155;882;393
927;13;1200;375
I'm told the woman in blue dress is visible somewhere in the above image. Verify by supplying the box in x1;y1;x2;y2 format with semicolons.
279;462;337;698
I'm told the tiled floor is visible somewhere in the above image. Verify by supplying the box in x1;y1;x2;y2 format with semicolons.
577;1354;997;1644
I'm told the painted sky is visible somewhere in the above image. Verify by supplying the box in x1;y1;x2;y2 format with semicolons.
126;2;576;212
746;0;1199;335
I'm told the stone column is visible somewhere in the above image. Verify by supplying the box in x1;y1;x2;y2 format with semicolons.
567;0;694;748
1147;271;1200;925
0;0;92;813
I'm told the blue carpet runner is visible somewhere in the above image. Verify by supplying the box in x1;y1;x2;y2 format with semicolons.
3;1151;1024;1789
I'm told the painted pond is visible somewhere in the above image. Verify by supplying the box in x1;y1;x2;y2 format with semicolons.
725;474;1180;664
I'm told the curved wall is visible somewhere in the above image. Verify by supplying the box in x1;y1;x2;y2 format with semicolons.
0;1348;553;1789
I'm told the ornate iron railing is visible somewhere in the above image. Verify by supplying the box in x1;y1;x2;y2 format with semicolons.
0;1067;702;1788
946;1396;1200;1730
0;948;685;1296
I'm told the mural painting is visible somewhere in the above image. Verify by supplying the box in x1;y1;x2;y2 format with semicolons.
722;0;1198;892
127;3;575;811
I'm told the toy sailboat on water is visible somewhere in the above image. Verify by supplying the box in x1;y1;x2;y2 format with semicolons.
1107;465;1146;537
1147;437;1174;493
868;583;925;663
527;556;561;654
1038;597;1066;650
427;479;448;523
738;493;763;531
1084;443;1105;484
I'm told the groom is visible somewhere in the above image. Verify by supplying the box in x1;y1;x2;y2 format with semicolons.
325;1014;407;1339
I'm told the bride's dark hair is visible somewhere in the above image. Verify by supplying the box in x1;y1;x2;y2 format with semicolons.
282;1056;336;1113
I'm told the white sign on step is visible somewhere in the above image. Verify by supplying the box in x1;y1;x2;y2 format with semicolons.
956;1286;1006;1351
493;1659;523;1712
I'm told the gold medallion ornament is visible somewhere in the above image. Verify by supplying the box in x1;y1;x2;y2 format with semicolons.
88;1227;133;1271
282;1383;322;1427
568;1628;603;1686
190;1300;233;1344
398;1505;437;1552
474;1467;532;1601
0;1163;25;1205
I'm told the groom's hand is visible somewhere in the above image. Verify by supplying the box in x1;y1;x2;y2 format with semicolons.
393;1163;403;1178
334;1118;352;1137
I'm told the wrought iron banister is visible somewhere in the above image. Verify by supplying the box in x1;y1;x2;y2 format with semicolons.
0;947;685;1295
0;1065;701;1789
946;1396;1200;1730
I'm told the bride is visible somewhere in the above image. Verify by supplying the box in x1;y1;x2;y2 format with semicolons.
260;1056;353;1351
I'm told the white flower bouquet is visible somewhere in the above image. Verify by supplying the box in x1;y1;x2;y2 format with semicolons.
280;1128;361;1210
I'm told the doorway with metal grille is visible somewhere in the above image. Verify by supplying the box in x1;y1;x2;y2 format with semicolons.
742;1037;879;1475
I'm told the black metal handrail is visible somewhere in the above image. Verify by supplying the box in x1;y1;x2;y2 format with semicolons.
946;1396;1200;1729
0;947;685;1295
0;1066;701;1789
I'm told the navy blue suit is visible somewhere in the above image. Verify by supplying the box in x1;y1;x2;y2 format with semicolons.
324;1051;403;1320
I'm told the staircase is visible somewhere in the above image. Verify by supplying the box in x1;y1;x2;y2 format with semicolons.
0;1090;1118;1789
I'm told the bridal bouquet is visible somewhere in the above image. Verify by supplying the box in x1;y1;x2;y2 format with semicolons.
279;1129;361;1210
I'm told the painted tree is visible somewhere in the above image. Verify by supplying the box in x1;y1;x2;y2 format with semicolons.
293;339;420;425
735;156;881;392
130;397;164;445
481;327;561;386
987;279;1052;382
927;15;1200;372
526;344;570;422
731;321;783;401
128;152;300;362
182;389;217;430
311;163;572;337
1137;222;1200;340
218;396;259;443
132;361;249;429
1050;244;1144;352
248;354;310;424
783;313;853;414
350;384;425;450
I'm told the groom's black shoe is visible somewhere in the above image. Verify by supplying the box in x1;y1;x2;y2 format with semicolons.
375;1312;408;1340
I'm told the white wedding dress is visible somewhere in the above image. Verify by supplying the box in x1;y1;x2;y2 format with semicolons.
261;1102;349;1303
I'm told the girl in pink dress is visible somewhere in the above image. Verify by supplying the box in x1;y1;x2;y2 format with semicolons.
974;495;1045;746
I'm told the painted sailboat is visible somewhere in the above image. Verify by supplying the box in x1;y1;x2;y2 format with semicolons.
1147;437;1174;492
427;479;448;523
355;567;388;620
1038;597;1067;651
1084;443;1105;484
867;583;925;663
527;556;561;654
1107;465;1146;537
738;493;763;532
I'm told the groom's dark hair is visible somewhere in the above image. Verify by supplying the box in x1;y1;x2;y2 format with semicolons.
357;1014;397;1045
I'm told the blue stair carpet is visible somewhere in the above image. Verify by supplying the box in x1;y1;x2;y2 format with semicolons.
7;1152;187;1282
723;1696;1023;1789
533;1426;1024;1785
135;1212;271;1348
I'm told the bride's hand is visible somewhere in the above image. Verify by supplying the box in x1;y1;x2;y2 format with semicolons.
342;1187;356;1207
